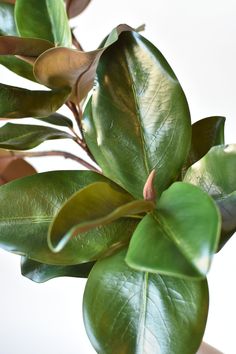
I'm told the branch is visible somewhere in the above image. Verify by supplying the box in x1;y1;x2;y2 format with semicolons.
0;150;101;174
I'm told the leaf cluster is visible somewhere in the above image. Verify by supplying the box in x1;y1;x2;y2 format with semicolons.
0;1;235;353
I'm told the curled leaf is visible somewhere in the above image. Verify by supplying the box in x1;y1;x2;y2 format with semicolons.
34;24;133;102
48;181;153;252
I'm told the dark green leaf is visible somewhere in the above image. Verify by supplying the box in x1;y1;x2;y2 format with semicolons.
82;31;191;199
0;2;17;36
0;36;54;56
126;182;220;278
15;0;71;47
34;24;132;102
37;112;73;128
185;116;225;169
65;0;91;18
0;55;35;82
21;256;95;283
0;171;137;264
184;144;236;250
83;248;209;354
49;181;153;252
0;83;70;118
0;123;73;150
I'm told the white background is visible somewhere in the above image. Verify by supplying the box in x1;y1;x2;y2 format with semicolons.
0;0;236;353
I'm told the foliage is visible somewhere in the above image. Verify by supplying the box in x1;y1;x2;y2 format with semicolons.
0;1;234;353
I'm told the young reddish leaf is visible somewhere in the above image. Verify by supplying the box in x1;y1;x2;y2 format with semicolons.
65;0;91;18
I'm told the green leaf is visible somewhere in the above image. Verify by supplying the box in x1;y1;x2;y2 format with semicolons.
34;24;132;102
65;0;91;18
21;256;95;283
0;170;137;265
49;181;154;252
36;112;73;128
185;116;225;169
0;2;17;36
0;83;70;118
0;123;73;150
15;0;71;47
83;248;209;354
126;182;220;278
0;55;35;82
184;144;236;250
0;36;54;56
82;31;191;199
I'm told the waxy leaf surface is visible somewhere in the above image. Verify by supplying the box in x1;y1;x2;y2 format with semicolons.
186;116;225;168
21;256;95;283
83;248;209;354
49;181;153;252
83;31;191;198
184;144;236;249
34;24;132;102
0;83;70;118
0;123;72;150
15;0;71;47
0;171;137;264
0;2;17;35
36;112;73;128
126;182;220;278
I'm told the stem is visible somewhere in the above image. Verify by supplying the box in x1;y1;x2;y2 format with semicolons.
0;150;101;174
66;101;96;162
71;30;84;51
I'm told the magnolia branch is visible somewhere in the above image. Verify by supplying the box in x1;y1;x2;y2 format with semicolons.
0;150;101;174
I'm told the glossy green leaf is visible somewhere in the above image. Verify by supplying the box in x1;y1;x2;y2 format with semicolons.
15;0;71;47
186;116;225;169
65;0;91;18
0;55;35;82
36;112;73;128
83;248;209;354
126;182;220;278
49;181;154;252
0;123;73;150
21;256;95;283
0;171;137;265
0;36;54;56
0;83;70;118
184;144;236;249
34;24;132;102
0;2;17;36
82;31;191;199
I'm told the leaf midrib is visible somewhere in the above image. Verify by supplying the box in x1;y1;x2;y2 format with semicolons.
152;212;202;276
123;50;150;176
